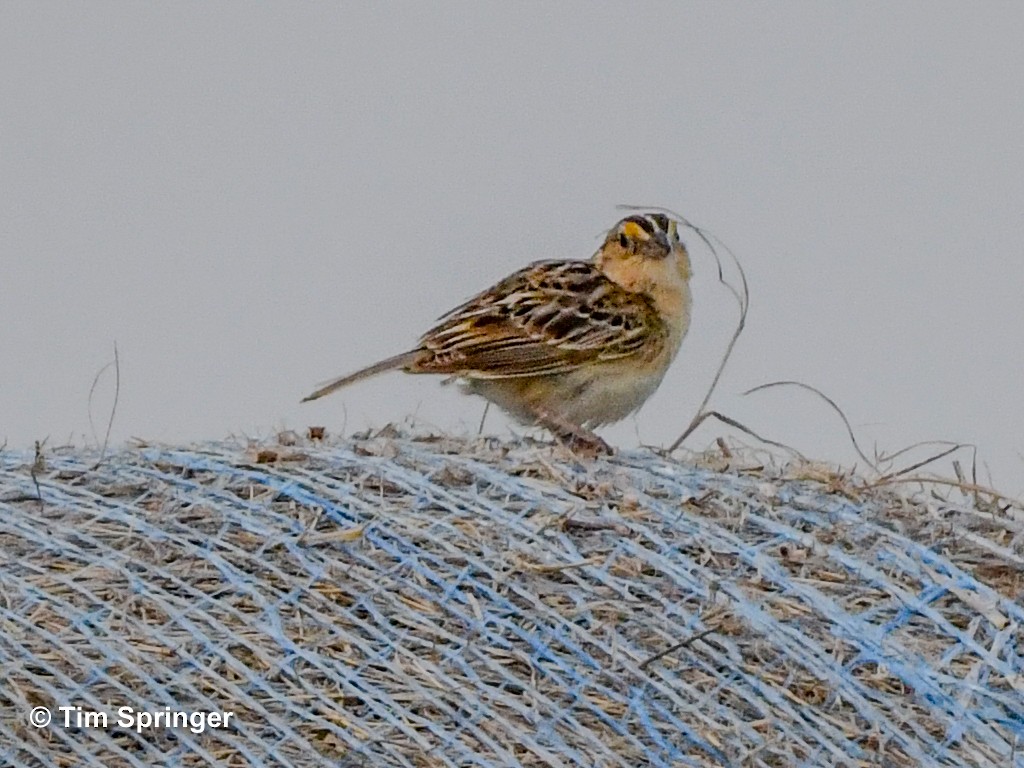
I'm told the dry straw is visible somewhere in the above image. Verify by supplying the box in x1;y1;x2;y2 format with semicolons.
1;432;1022;767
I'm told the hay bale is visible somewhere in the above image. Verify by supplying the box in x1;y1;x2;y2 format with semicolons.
0;433;1021;767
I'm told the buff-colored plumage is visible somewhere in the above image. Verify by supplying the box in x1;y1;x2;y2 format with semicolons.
303;212;692;454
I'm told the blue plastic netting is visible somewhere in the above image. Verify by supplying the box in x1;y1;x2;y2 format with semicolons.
0;433;1021;767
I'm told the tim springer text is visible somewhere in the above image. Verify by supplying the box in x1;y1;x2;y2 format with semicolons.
52;705;235;734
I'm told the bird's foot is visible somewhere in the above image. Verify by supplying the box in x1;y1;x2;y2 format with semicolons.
559;429;613;458
532;408;613;458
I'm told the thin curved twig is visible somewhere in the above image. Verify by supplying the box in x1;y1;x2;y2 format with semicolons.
87;343;121;469
875;439;971;466
477;402;491;437
742;380;878;473
672;410;805;460
879;443;969;482
615;206;751;453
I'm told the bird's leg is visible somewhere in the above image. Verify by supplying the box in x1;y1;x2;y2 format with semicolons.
532;408;613;456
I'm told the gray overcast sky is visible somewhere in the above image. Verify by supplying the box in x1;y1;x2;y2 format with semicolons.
3;3;1022;494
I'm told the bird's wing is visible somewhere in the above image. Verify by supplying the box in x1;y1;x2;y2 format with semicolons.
412;260;665;379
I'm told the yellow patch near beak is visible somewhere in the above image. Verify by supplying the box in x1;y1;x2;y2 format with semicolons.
621;221;648;240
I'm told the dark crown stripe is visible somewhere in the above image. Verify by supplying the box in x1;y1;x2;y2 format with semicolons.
648;213;670;232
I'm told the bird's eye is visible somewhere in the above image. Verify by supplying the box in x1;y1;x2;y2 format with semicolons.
618;233;629;249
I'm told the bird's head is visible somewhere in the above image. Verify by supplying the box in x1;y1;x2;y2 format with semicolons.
595;212;691;292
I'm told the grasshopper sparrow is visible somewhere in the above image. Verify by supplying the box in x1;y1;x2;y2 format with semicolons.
303;212;692;454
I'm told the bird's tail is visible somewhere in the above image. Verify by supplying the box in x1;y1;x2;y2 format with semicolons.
301;350;420;402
